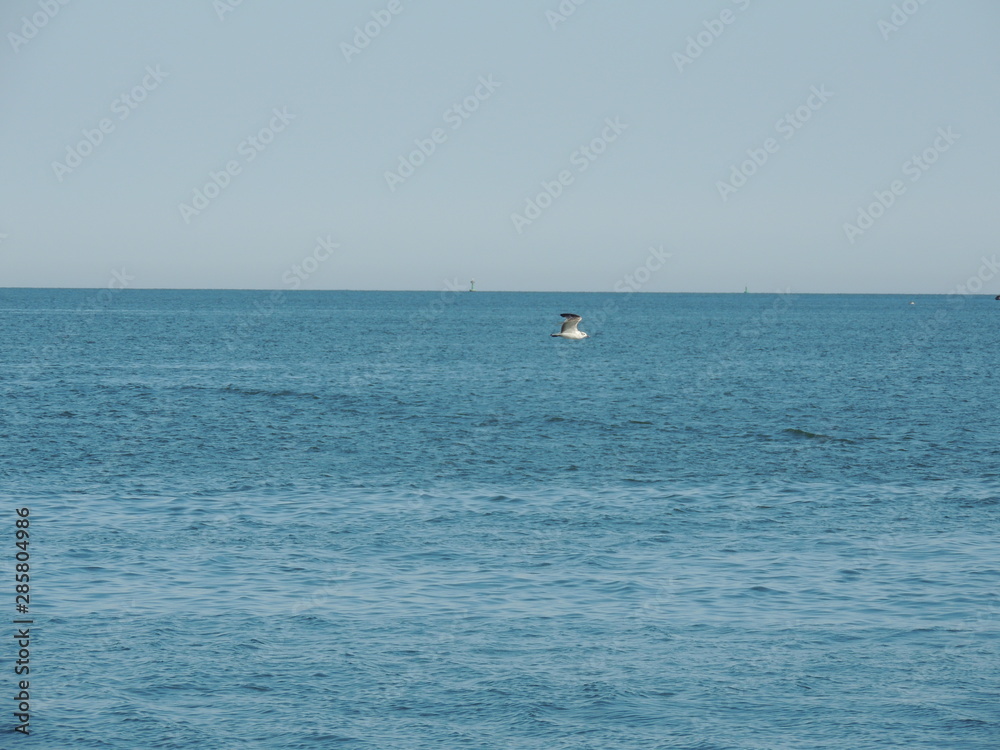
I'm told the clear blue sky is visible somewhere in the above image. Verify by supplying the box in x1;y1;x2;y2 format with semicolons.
2;0;998;292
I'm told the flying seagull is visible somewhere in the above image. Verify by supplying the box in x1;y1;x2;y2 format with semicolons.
551;313;588;340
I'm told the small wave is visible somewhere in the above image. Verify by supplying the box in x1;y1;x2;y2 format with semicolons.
962;495;999;507
222;384;320;399
783;428;831;440
782;428;854;443
487;494;519;503
747;585;785;593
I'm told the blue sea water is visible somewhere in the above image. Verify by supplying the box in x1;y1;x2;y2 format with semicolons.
1;288;998;749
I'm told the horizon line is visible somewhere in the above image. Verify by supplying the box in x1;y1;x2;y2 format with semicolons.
0;287;993;296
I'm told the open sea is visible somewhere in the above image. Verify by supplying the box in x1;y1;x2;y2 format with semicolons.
1;288;998;749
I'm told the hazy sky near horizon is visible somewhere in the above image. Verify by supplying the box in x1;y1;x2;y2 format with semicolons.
2;0;998;293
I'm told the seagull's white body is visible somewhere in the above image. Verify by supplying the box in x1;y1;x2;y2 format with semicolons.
551;313;588;339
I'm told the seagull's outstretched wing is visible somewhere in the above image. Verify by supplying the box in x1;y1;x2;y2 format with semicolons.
559;313;582;334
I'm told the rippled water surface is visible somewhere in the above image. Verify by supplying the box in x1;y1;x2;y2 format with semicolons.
1;289;998;748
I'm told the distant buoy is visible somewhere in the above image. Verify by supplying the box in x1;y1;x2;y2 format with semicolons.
469;279;475;292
